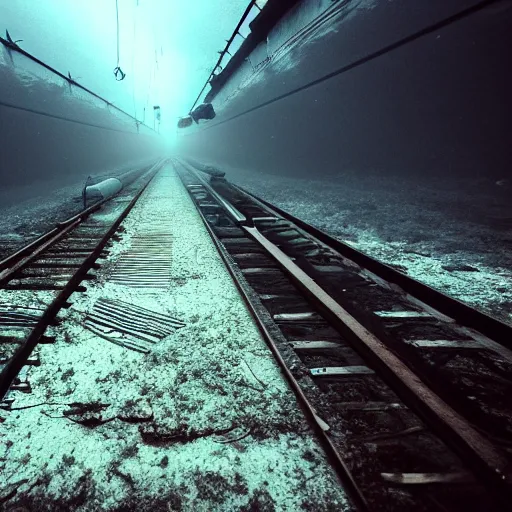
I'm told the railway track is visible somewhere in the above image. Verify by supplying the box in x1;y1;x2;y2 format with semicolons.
1;157;510;510
0;161;163;409
175;158;512;512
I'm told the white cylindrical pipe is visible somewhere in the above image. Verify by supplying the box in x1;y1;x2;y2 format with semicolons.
84;177;123;204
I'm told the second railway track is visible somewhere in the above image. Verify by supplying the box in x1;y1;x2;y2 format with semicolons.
0;161;164;408
175;157;512;512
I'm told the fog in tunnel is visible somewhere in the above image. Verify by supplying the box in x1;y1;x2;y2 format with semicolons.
1;4;512;507
0;0;251;251
0;0;252;134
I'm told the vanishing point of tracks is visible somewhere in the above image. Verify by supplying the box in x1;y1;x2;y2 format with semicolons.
175;158;512;512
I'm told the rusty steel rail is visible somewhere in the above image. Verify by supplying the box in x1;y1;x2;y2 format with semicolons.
177;160;512;501
0;198;107;277
243;224;511;493
0;220;81;287
236;185;512;351
0;162;163;400
0;161;164;280
179;160;246;223
178;170;369;512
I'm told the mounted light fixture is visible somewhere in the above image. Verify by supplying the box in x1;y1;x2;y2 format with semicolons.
153;105;161;132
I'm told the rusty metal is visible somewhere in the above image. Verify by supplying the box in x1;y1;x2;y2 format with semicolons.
180;174;370;512
243;224;512;493
238;185;512;350
0;188;114;277
0;160;165;276
179;163;512;498
0;220;81;286
84;298;184;353
0;165;162;399
181;162;246;223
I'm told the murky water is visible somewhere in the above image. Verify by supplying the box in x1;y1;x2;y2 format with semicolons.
1;0;511;316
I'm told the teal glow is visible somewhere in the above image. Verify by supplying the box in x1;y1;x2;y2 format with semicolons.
0;0;250;135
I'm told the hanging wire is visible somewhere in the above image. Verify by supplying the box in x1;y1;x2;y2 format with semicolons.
131;0;138;117
113;0;126;81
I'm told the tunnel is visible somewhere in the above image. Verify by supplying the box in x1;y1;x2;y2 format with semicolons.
0;1;511;510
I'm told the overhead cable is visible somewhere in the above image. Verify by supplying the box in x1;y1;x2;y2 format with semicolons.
0;31;152;131
114;0;126;80
0;100;140;134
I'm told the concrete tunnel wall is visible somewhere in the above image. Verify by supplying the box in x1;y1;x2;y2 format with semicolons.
175;0;512;183
0;43;167;208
